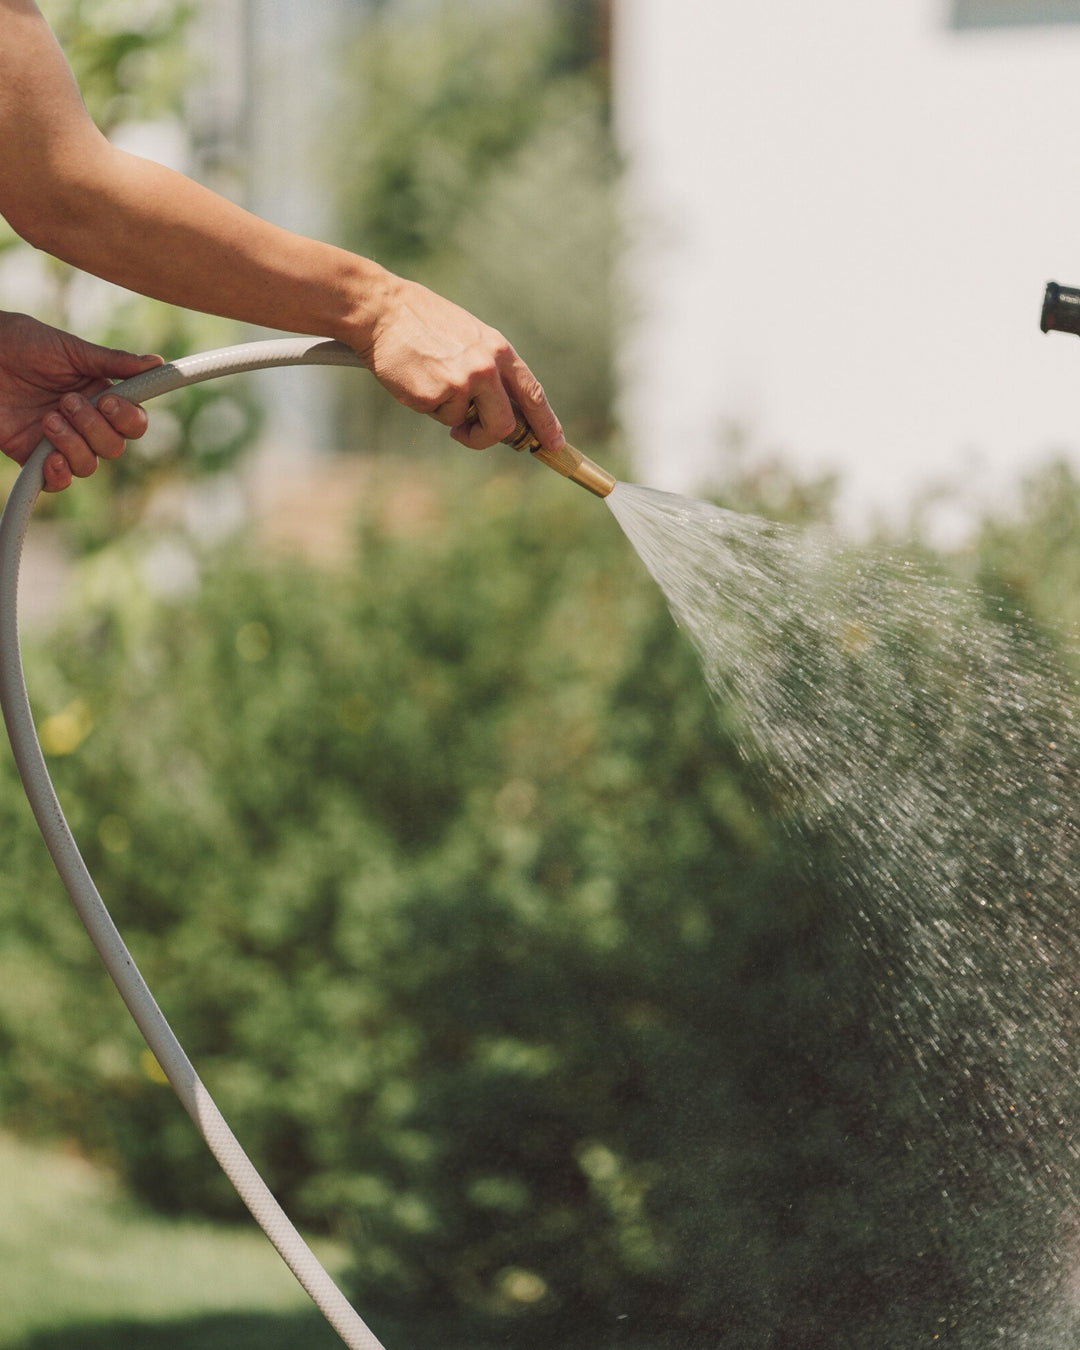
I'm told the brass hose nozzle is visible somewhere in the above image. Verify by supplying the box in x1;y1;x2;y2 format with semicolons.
465;404;616;499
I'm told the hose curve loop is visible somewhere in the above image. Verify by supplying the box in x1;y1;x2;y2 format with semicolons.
0;338;386;1350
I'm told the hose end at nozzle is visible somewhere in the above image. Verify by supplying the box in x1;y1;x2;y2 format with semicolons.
1041;281;1080;336
471;404;616;497
531;442;616;498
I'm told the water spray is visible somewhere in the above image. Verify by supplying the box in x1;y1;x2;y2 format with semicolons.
0;336;614;1350
6;320;1076;1344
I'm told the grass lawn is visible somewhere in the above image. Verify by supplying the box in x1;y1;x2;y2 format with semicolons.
0;1129;370;1349
0;1131;656;1350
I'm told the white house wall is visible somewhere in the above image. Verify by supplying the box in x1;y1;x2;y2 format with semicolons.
615;0;1080;534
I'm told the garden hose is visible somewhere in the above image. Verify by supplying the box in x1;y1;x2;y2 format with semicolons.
0;332;617;1350
462;401;615;497
0;336;616;1344
0;339;388;1350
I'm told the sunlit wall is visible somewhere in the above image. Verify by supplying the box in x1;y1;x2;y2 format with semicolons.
615;0;1080;535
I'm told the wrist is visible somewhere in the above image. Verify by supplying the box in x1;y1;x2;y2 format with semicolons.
333;255;403;360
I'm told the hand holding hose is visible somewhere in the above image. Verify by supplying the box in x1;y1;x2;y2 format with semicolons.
0;333;614;1350
346;273;566;455
0;311;161;493
1;6;563;473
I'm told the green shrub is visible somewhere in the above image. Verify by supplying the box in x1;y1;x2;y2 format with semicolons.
7;451;1079;1345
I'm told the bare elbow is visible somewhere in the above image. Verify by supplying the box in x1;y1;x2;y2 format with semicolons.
1;179;70;256
16;206;79;260
1;175;107;271
0;186;42;249
0;132;116;262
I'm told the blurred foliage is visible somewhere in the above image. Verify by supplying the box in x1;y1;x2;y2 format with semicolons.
5;452;1080;1345
2;0;257;546
335;0;619;456
0;454;825;1344
41;0;196;137
970;457;1080;642
6;1;1080;1347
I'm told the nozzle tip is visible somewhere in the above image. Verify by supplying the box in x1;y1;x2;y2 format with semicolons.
532;443;616;497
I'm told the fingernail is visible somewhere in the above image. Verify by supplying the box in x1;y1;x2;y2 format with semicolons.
45;413;65;435
99;396;118;416
61;394;82;415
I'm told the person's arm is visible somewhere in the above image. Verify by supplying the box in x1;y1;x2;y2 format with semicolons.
0;311;160;492
0;0;564;455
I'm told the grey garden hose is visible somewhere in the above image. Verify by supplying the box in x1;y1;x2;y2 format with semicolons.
0;338;386;1350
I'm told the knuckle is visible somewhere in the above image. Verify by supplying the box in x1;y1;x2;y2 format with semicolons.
494;410;518;441
112;416;139;441
89;423;123;458
44;413;69;443
105;418;126;443
413;387;447;416
467;356;499;387
43;454;68;486
99;395;136;431
61;394;90;427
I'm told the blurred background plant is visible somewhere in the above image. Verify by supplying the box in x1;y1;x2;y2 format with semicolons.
334;0;618;460
0;0;259;552
5;2;1080;1349
9;437;1080;1348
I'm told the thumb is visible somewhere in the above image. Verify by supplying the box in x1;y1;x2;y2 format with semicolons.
62;334;164;381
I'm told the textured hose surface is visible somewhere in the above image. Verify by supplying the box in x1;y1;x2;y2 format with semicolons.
0;339;386;1350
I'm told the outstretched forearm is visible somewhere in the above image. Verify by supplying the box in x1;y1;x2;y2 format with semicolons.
0;0;564;453
23;142;389;355
0;1;383;349
10;136;563;450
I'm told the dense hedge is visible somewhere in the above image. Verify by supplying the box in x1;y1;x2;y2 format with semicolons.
4;454;1080;1346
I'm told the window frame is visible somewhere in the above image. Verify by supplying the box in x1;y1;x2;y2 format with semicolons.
952;0;1080;25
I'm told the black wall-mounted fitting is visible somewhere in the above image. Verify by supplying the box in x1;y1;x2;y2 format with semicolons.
1042;281;1080;337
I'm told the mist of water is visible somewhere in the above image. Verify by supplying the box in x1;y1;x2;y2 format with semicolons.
607;479;1080;1346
